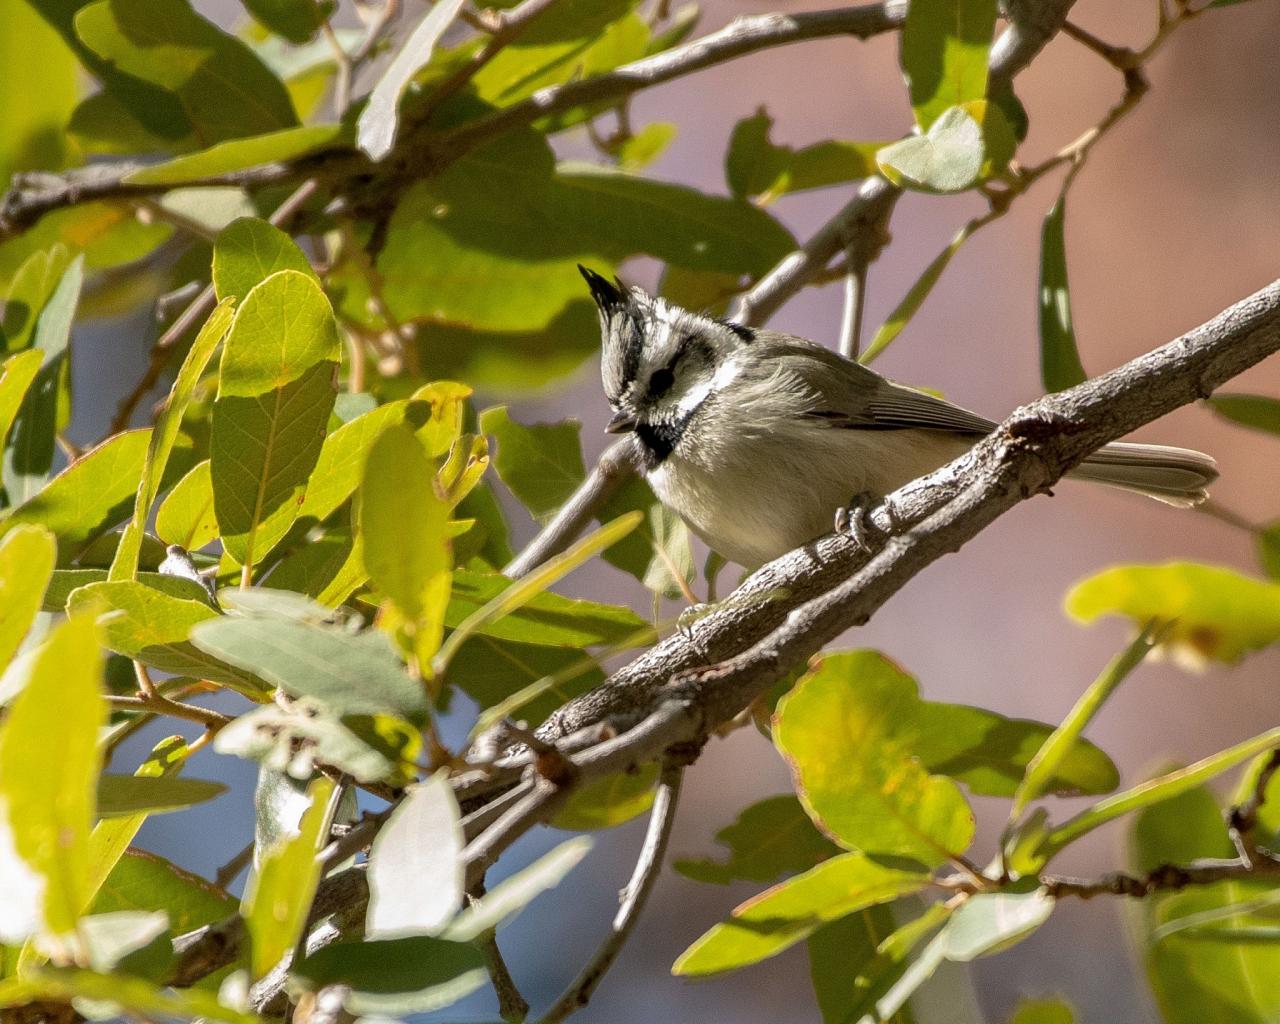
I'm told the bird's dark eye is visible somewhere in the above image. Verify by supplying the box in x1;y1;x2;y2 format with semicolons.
648;367;675;397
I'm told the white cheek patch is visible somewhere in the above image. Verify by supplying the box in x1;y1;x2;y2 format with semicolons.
675;353;741;418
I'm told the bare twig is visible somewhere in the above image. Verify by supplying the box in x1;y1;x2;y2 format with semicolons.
1229;748;1280;866
480;928;530;1024
214;841;255;889
537;763;683;1024
107;692;231;733
1044;856;1280;899
322;21;355;118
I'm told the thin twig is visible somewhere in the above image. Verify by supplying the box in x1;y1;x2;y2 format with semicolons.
1229;748;1280;866
463;779;573;887
106;692;232;732
322;21;355;118
480;927;530;1024
838;246;870;359
1044;856;1280;899
537;763;683;1024
214;841;255;889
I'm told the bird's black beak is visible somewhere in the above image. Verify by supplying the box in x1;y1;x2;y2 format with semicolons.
606;410;637;434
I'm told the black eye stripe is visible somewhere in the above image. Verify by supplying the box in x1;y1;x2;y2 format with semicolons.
648;366;675;396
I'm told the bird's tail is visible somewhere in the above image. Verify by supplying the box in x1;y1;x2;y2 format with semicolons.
1068;441;1218;507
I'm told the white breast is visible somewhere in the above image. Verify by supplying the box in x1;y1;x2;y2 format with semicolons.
647;414;973;569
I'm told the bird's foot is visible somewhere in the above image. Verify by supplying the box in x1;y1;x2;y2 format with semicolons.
833;491;880;551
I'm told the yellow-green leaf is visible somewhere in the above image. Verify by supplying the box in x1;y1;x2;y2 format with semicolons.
0;615;104;944
1066;561;1280;665
901;0;999;130
212;217;319;305
110;301;235;582
125;124;345;187
243;774;333;979
211;269;339;573
358;424;452;673
433;512;642;674
0;525;56;675
774;651;975;869
0;352;44;454
673;852;928;976
156;460;218;551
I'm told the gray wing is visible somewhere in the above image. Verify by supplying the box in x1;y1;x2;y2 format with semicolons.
752;331;996;435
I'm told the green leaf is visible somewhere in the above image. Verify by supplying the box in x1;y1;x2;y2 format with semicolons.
553;764;659;831
1130;780;1280;1023
2;254;82;505
556;161;797;274
725;108;885;202
191;617;429;724
377;131;794;333
444;835;592;941
479;406;586;522
0;354;44;459
0;205;170;292
862;221;974;364
243;0;330;44
840;902;956;1022
124;124;345;186
1009;623;1160;822
1066;561;1280;664
265;524;366;606
1043;726;1280;859
91;847;233;935
212;217;319;304
74;0;299;144
0;966;261;1024
0;615;104;943
110;300;235;582
674;795;839;885
214;701;415;784
1039;187;1087;393
467;0;645;114
85;736;192;914
615;122;677;170
243;774;333;979
95;776;226;817
901;0;999;129
358;0;467;160
367;773;463;938
433;512;642;673
0;0;79;186
79;909;172;977
1008;998;1075;1024
1207;394;1280;436
156;460;218;551
4;429;177;560
296;400;413;522
293;935;487;1015
43;568;211;613
67;580;265;692
0;526;56;675
775;651;975;868
672;851;929;976
446;569;647;647
2;246;73;355
359;424;452;673
807;906;917;1024
877;105;985;193
211;269;339;574
449;636;603;725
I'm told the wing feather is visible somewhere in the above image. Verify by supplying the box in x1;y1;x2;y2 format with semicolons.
750;332;995;435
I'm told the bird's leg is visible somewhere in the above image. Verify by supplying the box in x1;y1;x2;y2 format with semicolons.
834;491;880;551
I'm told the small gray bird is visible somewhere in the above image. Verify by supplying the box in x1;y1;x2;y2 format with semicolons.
579;266;1218;570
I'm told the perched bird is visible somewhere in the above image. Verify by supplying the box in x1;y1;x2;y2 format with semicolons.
579;266;1218;570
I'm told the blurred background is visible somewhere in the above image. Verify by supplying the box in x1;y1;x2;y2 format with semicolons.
64;0;1280;1019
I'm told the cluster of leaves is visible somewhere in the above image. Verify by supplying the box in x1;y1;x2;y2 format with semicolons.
0;0;1276;1022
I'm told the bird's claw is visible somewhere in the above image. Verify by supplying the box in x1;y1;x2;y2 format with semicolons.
834;491;878;551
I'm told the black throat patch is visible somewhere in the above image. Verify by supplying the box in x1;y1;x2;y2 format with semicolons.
634;418;685;469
